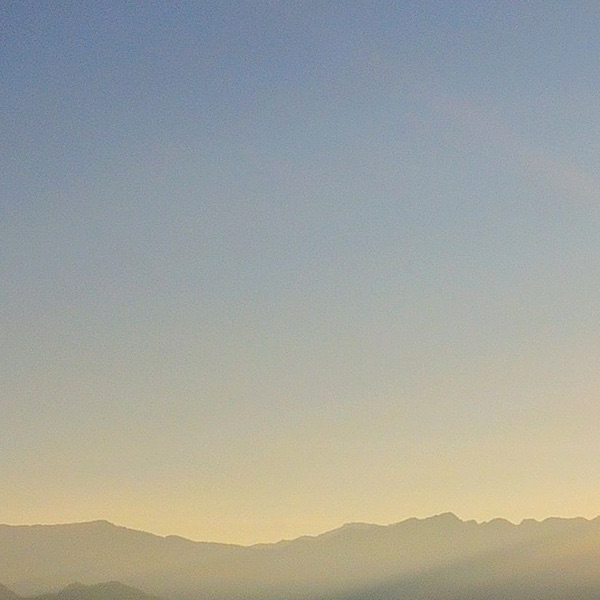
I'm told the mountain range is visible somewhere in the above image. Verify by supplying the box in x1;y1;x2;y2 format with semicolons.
0;582;158;600
3;514;600;599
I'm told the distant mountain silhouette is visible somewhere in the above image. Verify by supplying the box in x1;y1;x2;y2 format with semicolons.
0;583;159;600
3;514;600;599
32;582;161;600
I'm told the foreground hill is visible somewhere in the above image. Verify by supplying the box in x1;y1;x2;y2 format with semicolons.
3;514;600;599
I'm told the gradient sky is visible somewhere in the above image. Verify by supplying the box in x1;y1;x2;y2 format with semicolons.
2;1;600;545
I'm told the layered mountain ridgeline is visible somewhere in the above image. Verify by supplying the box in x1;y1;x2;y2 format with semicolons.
3;514;600;600
0;583;159;600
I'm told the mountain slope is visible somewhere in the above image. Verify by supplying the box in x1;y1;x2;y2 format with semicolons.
3;515;600;599
32;582;161;600
0;583;159;600
0;520;240;597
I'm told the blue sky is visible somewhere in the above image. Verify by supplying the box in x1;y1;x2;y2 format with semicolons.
3;1;600;544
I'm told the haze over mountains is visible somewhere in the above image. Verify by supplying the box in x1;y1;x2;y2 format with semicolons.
0;583;158;600
4;514;600;599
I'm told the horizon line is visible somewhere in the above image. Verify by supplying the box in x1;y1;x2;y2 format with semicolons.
3;512;599;547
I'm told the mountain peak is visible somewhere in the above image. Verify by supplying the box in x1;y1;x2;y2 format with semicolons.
54;582;160;600
77;520;119;530
339;521;377;531
428;512;461;522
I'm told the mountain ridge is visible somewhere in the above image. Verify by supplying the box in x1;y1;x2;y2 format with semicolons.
0;582;160;600
4;513;600;600
5;511;597;546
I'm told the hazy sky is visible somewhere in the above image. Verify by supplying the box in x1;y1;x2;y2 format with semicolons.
3;1;600;545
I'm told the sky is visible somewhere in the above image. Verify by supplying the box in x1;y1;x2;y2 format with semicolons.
2;1;600;545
